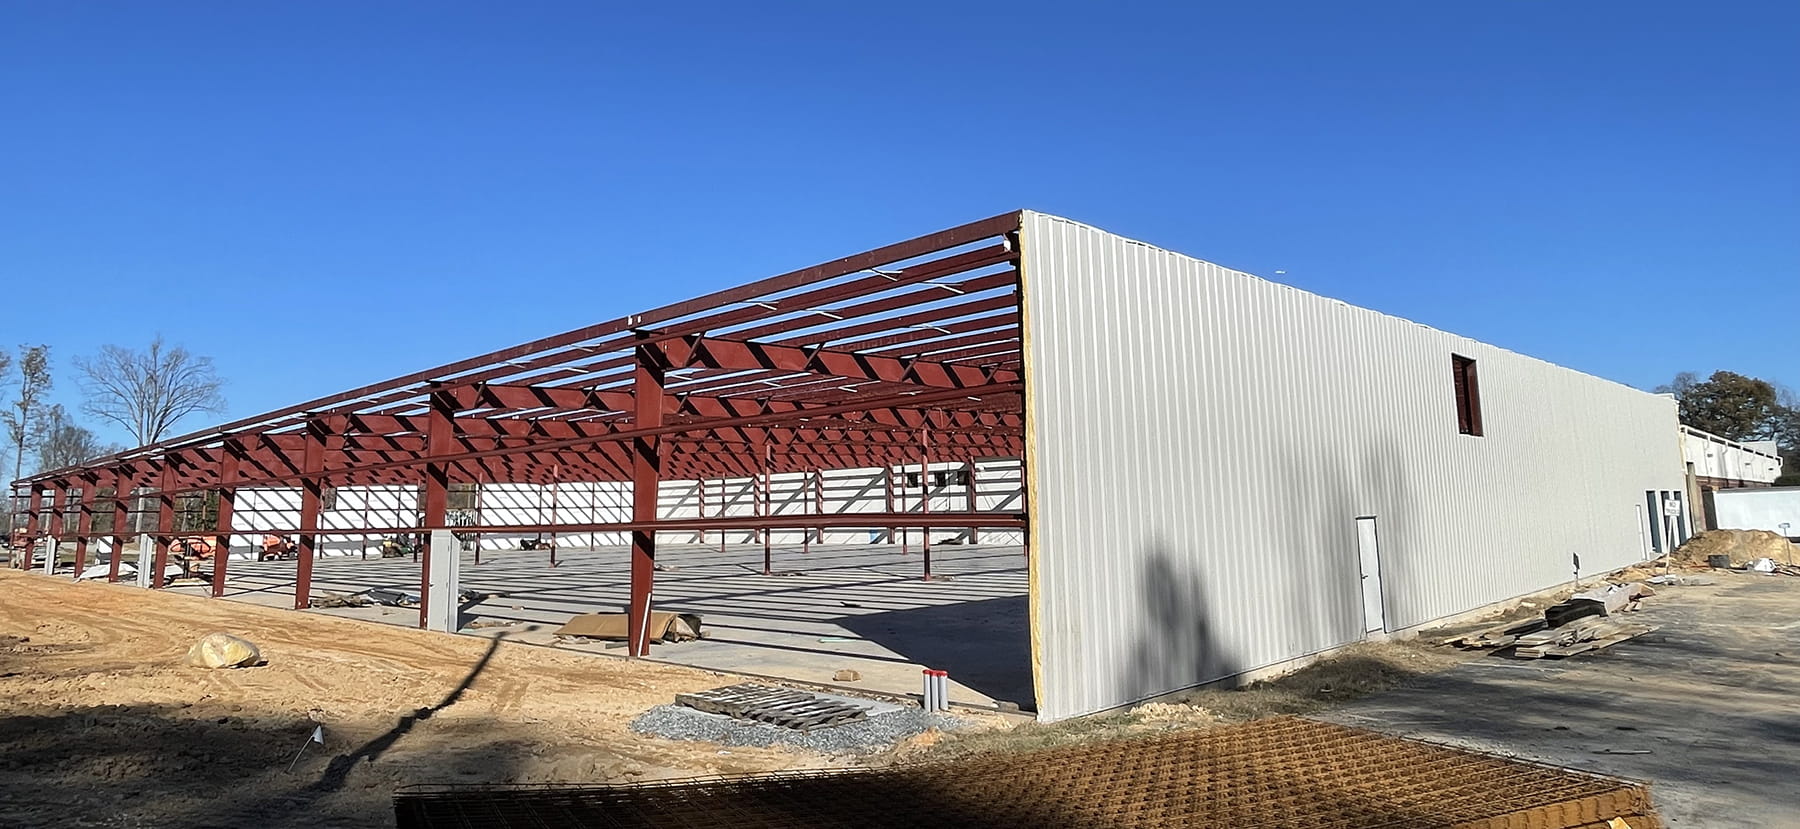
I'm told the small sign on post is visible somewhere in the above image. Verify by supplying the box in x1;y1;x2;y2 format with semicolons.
1663;499;1682;517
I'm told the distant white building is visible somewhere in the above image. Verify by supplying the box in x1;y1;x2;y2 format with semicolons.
1680;426;1783;490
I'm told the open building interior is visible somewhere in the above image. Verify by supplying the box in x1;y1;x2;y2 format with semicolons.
11;211;1038;709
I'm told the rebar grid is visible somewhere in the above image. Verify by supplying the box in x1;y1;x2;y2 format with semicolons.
394;717;1659;829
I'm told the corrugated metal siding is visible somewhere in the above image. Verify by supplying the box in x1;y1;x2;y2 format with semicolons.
1680;427;1784;484
1020;212;1684;721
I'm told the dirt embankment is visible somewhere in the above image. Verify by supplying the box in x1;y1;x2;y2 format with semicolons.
0;570;816;828
1674;529;1797;567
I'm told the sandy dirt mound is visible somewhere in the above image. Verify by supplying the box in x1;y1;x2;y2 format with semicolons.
0;570;820;828
1673;529;1796;567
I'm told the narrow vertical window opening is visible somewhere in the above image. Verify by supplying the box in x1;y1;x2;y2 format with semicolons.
1452;354;1483;436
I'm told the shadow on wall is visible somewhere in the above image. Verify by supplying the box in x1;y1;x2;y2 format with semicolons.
1111;437;1421;713
837;595;1034;709
1274;439;1419;652
1119;549;1238;707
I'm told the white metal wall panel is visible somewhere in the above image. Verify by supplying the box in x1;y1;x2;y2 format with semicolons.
1680;427;1784;484
1020;212;1685;721
1712;488;1800;535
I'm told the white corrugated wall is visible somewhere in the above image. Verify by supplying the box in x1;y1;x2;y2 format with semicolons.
1019;212;1684;721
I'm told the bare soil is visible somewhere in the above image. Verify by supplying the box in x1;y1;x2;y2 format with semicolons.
0;569;821;828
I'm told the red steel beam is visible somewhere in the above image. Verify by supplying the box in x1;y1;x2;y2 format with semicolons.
212;440;241;598
627;337;666;657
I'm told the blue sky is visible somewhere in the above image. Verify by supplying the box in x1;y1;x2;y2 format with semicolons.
3;2;1795;449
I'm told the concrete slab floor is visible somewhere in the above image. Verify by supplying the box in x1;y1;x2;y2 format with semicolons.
1320;573;1800;828
164;542;1033;712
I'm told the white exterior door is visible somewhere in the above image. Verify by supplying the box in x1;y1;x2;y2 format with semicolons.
1355;516;1386;633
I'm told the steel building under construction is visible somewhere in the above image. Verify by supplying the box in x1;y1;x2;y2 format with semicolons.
8;211;1688;720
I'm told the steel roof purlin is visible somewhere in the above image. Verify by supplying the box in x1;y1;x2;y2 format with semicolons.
12;210;1027;497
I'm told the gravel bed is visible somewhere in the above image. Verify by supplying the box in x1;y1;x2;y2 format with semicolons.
631;704;968;754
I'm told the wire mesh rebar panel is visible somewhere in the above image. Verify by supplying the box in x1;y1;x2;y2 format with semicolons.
393;716;1660;829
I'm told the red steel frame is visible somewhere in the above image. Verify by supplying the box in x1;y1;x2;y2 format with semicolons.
10;212;1029;656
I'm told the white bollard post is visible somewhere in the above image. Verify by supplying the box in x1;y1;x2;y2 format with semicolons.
135;534;154;588
40;537;54;576
424;529;461;632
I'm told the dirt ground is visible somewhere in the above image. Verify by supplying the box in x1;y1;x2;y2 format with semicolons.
6;558;1778;827
1320;572;1800;828
0;569;828;828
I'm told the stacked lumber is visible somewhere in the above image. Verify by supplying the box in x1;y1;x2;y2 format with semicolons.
1445;581;1657;659
1512;618;1656;659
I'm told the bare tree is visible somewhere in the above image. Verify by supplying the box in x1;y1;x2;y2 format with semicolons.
36;406;121;473
75;336;227;446
2;344;54;486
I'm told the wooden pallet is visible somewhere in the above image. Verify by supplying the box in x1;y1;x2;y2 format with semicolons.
675;683;868;731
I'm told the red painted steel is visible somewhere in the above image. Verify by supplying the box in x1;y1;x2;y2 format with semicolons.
295;424;329;610
11;212;1033;628
107;467;130;582
22;487;42;569
213;441;241;598
46;484;67;572
152;458;177;588
73;473;96;575
419;389;457;629
627;338;666;657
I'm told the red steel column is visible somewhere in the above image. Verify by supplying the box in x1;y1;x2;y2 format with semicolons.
419;387;457;629
107;467;131;582
760;438;772;576
152;457;178;587
20;487;43;569
212;440;242;598
626;337;666;657
294;419;333;610
965;460;979;545
813;469;825;545
74;473;97;575
548;463;561;567
884;467;897;547
920;425;932;581
46;483;67;573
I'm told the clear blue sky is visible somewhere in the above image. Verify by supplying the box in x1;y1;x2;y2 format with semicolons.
3;2;1796;450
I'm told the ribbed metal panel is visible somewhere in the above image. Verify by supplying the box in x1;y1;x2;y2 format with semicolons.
1020;212;1684;721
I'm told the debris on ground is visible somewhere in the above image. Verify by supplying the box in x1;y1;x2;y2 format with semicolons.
1448;580;1657;659
360;587;418;607
186;632;264;669
76;562;125;581
676;684;868;731
1544;582;1653;626
1130;702;1216;730
1647;574;1715;586
1511;618;1656;659
633;701;964;754
1673;529;1797;568
310;592;373;609
833;669;862;682
555;611;703;643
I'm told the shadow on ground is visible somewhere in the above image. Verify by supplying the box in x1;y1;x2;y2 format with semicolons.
0;637;518;829
1321;576;1800;828
837;595;1033;708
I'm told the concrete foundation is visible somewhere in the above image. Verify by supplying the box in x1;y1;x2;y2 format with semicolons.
176;542;1033;711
